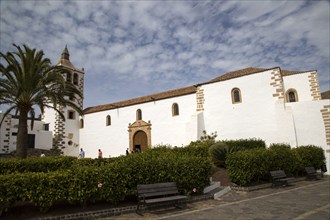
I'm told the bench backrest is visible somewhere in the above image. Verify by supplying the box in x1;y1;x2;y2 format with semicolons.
305;167;316;174
270;170;287;179
137;182;179;199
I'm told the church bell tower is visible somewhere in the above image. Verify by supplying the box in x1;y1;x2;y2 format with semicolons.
43;46;84;156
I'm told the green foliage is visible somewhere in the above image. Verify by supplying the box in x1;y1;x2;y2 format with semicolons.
0;44;83;158
226;145;325;186
269;143;291;150
186;130;217;150
209;142;234;168
0;147;212;214
226;148;269;186
0;156;76;175
293;145;326;169
221;138;266;150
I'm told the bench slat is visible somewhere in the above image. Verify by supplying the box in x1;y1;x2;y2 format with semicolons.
145;195;187;204
136;182;187;215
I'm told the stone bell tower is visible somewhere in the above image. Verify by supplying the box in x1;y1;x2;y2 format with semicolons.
43;46;84;156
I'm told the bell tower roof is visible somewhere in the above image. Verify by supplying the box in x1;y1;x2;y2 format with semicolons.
57;45;75;69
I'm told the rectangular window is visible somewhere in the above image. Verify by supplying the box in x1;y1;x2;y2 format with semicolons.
43;124;49;131
68;111;76;120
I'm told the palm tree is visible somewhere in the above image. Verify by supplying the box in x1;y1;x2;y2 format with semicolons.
0;44;83;158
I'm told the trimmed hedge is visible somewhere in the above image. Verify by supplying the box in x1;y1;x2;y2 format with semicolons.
221;138;266;150
0;156;76;175
0;150;212;214
226;145;325;186
293;145;326;169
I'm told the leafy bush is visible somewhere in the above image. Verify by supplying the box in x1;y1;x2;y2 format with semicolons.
293;145;326;169
209;142;236;168
269;143;291;150
226;148;269;186
0;156;76;174
185;130;217;151
221;138;266;150
0;148;212;214
226;144;325;186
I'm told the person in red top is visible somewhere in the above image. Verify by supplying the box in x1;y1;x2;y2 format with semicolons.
98;149;103;158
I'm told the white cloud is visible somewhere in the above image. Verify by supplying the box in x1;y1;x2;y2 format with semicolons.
0;0;329;111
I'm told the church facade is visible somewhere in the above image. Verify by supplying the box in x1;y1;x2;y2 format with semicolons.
0;48;329;171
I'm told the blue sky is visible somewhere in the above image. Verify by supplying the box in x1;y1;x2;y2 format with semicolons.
0;0;329;110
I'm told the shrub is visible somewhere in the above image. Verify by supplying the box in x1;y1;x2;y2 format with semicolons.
0;156;76;174
269;143;291;150
293;145;325;169
221;138;266;151
267;146;300;175
226;148;269;186
209;142;236;168
0;148;212;214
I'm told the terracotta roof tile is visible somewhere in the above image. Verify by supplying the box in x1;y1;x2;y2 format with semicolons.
84;67;312;114
206;67;268;83
84;85;197;114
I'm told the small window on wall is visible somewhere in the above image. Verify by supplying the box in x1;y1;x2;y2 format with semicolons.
66;72;72;82
80;119;84;129
73;73;78;85
172;103;179;116
231;88;242;104
106;115;111;126
68;110;75;119
136;109;142;120
286;89;298;102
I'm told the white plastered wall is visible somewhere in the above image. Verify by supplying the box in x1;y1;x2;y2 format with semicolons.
282;71;315;101
80;94;197;158
202;69;295;145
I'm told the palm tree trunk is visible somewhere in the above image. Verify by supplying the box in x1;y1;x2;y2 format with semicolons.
16;108;29;158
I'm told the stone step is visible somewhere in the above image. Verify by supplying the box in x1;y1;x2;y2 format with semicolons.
203;181;221;194
214;186;231;200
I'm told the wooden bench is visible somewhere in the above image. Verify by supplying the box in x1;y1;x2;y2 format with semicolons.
305;167;322;180
270;170;295;187
136;182;187;215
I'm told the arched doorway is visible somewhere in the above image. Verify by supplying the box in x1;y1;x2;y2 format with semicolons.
133;130;148;152
128;120;152;152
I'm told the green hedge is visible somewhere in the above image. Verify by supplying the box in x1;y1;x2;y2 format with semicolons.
226;145;325;186
0;150;212;214
0;156;76;174
293;145;326;169
221;138;266;150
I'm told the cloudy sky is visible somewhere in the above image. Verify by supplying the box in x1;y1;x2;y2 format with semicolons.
1;0;329;110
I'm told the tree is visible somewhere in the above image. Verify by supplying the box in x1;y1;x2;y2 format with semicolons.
0;44;83;158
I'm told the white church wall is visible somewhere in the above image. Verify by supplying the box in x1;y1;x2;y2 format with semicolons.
61;106;81;157
202;69;296;145
80;93;196;158
288;99;330;174
282;72;314;101
0;114;52;153
42;108;56;132
288;100;328;146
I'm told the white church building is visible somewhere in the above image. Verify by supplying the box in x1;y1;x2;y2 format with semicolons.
1;47;329;171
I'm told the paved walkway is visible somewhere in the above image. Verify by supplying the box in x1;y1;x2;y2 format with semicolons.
106;177;330;220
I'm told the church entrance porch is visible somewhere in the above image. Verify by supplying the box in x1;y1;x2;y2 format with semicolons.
128;120;152;152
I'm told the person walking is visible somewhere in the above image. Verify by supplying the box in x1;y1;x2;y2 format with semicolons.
79;148;85;158
98;149;103;158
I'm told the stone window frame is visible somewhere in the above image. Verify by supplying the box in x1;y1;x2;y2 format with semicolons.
231;88;242;104
172;103;179;116
136;109;142;120
106;115;111;126
285;88;299;103
68;110;76;120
